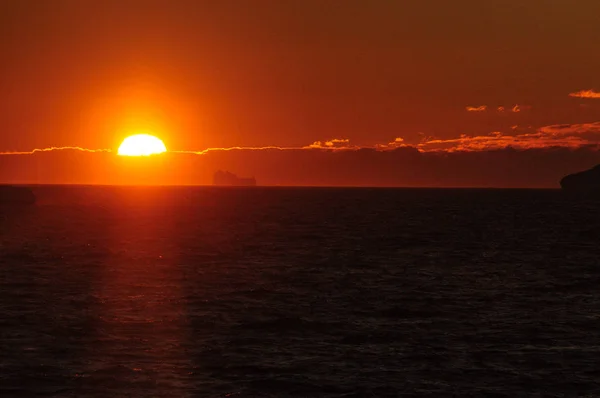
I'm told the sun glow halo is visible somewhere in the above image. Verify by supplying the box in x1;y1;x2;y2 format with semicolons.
118;134;167;156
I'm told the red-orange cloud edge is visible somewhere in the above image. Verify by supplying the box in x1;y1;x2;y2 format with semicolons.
569;89;600;99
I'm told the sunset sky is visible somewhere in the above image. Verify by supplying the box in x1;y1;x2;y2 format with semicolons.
2;0;600;186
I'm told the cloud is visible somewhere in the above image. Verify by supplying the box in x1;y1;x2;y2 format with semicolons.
537;122;600;135
2;121;600;187
466;105;487;112
5;121;600;161
174;146;289;155
466;104;529;113
0;147;112;155
1;143;599;188
496;105;529;113
304;138;353;149
416;122;600;152
569;89;600;99
175;122;600;154
374;137;411;150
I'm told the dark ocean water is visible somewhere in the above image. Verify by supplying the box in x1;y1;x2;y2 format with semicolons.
2;186;600;397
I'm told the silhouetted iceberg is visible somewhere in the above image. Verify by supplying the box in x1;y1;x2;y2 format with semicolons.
0;185;36;204
213;170;256;186
560;165;600;192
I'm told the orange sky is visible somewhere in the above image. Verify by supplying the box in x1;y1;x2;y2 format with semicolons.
2;1;600;186
2;0;600;151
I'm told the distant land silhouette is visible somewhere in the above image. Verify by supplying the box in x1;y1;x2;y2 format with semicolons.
2;147;600;187
561;165;600;192
0;185;36;204
213;170;257;186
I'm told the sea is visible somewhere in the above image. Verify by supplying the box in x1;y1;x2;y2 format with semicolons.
2;186;600;397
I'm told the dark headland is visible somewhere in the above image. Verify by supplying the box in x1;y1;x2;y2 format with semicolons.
560;165;600;192
0;185;36;204
213;170;257;186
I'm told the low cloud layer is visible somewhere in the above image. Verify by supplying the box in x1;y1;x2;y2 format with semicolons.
0;145;596;188
2;121;600;187
5;121;600;157
299;122;600;153
414;122;600;152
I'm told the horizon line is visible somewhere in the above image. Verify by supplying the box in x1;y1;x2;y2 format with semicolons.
1;182;562;190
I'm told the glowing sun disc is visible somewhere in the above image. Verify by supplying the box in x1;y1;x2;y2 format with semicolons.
118;134;167;156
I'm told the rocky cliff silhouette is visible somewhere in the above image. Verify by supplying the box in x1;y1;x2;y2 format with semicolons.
560;165;600;191
213;170;256;186
0;185;36;204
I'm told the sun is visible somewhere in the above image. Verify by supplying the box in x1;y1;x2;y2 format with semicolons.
118;134;167;156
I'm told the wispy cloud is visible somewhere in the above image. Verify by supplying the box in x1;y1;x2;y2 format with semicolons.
569;89;600;99
494;105;529;113
173;146;290;155
375;137;411;150
417;122;600;152
466;105;487;112
538;121;600;137
0;146;112;155
304;138;353;149
466;104;529;113
514;105;532;112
